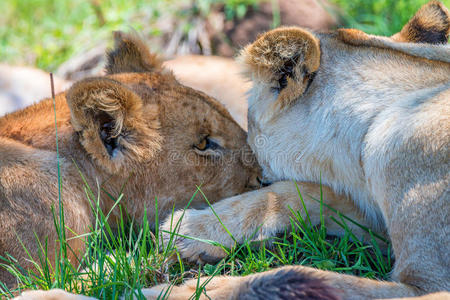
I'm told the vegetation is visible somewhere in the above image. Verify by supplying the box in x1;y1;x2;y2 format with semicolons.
0;180;391;299
333;0;434;36
1;0;440;71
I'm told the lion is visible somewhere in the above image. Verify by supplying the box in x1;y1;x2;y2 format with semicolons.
0;31;261;288
145;1;449;299
13;1;450;299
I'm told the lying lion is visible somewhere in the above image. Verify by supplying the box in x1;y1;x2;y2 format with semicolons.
13;1;450;299
0;32;260;288
148;1;449;299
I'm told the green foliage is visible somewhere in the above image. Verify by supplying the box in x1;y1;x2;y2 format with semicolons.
0;181;392;298
0;0;265;71
0;0;158;71
195;0;262;19
329;0;449;36
2;0;447;71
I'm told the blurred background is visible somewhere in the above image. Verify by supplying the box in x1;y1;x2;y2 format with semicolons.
0;0;446;118
2;0;442;71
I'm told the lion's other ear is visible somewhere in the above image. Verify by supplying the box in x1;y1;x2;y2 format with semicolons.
240;27;320;110
105;31;163;74
66;77;161;173
391;1;449;44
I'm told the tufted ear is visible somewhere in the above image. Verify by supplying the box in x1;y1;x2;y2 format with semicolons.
391;1;449;44
66;77;161;173
240;27;320;110
105;31;163;74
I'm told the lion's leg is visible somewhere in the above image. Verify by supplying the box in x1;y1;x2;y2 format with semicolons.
143;265;420;300
161;181;386;263
379;179;450;293
142;276;243;300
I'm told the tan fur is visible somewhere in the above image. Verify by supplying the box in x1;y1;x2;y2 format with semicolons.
144;2;450;300
0;65;69;116
163;55;250;130
13;2;450;300
240;27;321;110
0;32;260;288
105;31;162;74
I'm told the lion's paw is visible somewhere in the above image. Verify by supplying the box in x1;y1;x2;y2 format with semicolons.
160;209;230;264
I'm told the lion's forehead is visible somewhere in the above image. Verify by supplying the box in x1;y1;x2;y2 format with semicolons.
107;72;241;135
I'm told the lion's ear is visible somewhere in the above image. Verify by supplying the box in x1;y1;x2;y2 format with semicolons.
66;77;161;173
391;1;449;44
240;27;320;110
105;31;163;74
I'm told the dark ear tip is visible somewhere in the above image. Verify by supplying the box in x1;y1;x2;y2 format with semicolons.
395;0;450;44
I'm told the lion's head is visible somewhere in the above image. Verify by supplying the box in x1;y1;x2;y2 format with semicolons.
64;32;262;217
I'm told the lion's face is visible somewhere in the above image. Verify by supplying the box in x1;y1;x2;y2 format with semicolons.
108;71;260;204
152;76;260;202
65;32;261;213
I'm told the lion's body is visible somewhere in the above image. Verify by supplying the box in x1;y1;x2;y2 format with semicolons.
243;29;450;295
148;2;450;299
248;30;450;229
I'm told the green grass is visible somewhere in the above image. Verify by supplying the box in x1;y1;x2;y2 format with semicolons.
332;0;449;36
0;0;262;71
0;178;392;299
0;0;163;71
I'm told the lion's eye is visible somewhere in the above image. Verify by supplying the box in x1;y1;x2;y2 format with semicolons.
194;136;220;151
195;139;207;151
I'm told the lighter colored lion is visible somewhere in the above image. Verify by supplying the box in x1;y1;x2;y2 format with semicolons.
149;1;449;299
0;32;260;288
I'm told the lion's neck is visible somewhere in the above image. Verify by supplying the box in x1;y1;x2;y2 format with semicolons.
0;93;78;155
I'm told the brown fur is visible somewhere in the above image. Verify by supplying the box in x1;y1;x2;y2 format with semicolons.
163;55;250;130
0;32;260;288
105;31;162;74
391;1;450;44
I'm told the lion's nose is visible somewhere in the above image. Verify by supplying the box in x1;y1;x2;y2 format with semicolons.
257;176;272;187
